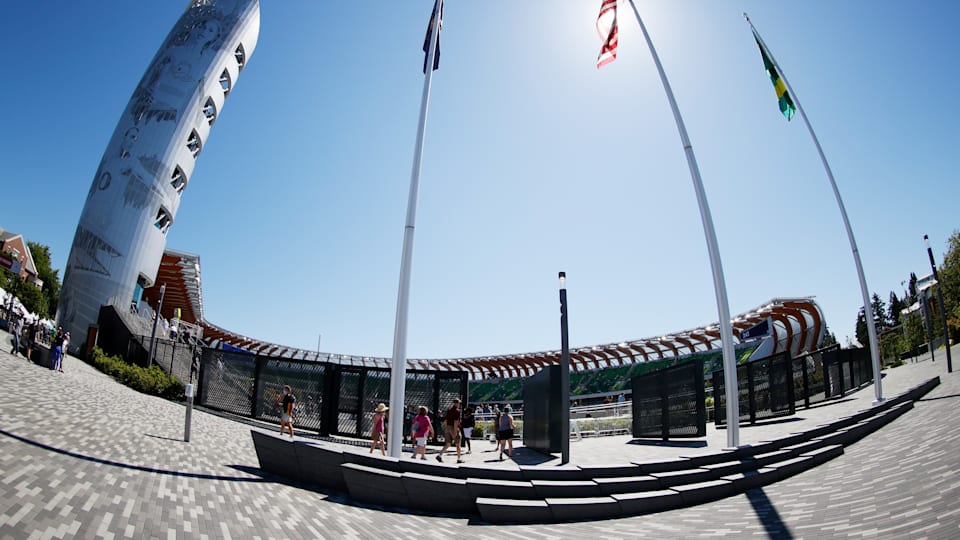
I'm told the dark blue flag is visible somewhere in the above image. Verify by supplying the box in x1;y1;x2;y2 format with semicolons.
422;0;442;73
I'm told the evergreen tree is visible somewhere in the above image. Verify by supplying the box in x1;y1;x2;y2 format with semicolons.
871;292;888;331
888;291;904;327
855;307;868;347
821;325;838;348
908;272;919;304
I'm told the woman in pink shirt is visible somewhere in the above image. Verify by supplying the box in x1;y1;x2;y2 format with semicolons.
369;403;388;455
410;406;434;460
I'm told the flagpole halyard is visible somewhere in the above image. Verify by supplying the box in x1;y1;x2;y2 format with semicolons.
624;0;742;447
745;13;884;404
388;0;443;458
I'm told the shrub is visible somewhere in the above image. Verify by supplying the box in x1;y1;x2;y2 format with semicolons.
89;347;185;400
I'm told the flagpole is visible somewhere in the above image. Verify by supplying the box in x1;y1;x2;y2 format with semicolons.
388;0;442;458
745;13;884;404
626;0;741;447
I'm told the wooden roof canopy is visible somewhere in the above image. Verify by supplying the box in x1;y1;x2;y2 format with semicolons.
148;251;825;380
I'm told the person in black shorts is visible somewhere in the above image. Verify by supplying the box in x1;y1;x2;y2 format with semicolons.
498;406;515;460
276;385;296;438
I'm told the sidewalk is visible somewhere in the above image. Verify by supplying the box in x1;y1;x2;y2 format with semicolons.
1;329;958;538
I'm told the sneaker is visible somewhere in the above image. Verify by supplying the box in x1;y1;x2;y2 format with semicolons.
499;454;504;461
435;455;443;462
456;459;465;464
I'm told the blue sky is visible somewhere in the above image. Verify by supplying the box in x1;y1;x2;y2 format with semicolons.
2;1;958;360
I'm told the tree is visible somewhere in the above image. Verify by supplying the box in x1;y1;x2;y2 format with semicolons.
4;275;47;317
908;272;919;304
871;293;888;331
855;307;867;347
27;241;60;319
821;325;838;348
936;230;960;341
888;291;905;327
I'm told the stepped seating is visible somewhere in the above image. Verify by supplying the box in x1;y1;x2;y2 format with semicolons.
253;376;939;523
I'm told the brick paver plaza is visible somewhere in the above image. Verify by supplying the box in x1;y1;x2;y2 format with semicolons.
1;331;958;539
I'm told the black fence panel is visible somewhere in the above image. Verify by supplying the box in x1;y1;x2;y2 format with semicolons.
361;369;392;437
255;358;326;432
198;349;257;416
791;344;838;408
632;360;705;439
714;352;794;425
822;347;873;399
198;347;468;439
522;365;563;453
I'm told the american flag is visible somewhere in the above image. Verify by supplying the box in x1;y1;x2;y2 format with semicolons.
596;0;618;68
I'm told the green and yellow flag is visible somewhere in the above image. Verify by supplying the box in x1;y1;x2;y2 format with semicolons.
754;36;796;121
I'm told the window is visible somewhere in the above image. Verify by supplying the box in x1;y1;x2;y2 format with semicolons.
154;207;172;234
235;44;246;71
219;68;232;96
186;129;202;158
202;97;217;126
170;165;187;193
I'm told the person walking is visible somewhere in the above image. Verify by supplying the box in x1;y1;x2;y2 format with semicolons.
25;320;38;361
51;327;64;371
461;406;475;454
9;316;22;356
498;406;515;461
275;385;296;438
403;405;415;444
410;406;433;460
58;332;70;372
436;399;463;463
369;403;388;455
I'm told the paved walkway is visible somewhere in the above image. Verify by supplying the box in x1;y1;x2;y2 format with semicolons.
1;330;958;538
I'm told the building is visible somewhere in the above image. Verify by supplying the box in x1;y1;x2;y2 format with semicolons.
57;0;260;345
0;228;43;289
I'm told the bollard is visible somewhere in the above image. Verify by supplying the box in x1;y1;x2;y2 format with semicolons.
184;383;194;442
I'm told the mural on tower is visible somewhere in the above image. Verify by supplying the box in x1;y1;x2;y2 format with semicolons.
58;0;260;346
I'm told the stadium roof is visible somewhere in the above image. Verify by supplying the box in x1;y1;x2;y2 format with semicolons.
155;250;824;380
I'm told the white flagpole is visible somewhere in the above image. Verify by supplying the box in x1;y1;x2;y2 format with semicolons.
626;0;741;447
745;13;884;404
388;0;443;458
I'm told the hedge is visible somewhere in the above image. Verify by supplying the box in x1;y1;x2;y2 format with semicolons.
88;347;185;400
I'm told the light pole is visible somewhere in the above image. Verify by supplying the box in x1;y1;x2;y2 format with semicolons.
558;272;570;465
147;283;166;368
924;235;953;373
317;333;322;356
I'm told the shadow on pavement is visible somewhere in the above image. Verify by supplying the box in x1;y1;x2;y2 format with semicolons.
627;439;707;448
917;393;960;402
745;488;794;539
0;427;266;483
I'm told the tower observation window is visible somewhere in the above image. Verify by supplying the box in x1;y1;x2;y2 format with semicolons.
154;207;172;234
219;69;232;96
202;97;217;126
235;44;246;71
170;165;187;193
186;129;202;158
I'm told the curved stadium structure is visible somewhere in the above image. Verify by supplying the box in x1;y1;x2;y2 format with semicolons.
57;0;261;345
150;250;826;381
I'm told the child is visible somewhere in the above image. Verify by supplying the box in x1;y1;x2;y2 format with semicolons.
411;405;434;460
370;403;388;455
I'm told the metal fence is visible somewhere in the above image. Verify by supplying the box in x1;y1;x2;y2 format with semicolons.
128;334;200;385
632;359;705;439
822;346;873;398
197;348;467;438
714;352;795;426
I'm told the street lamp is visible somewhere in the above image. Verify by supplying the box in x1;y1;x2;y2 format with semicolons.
924;235;953;373
147;283;166;368
558;272;570;465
